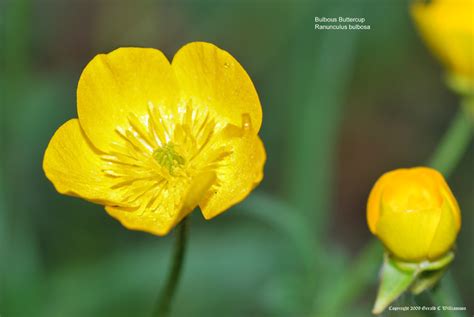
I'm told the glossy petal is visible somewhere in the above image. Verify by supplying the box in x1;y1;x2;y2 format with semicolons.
172;42;262;132
376;205;441;261
199;124;266;219
367;173;385;234
437;175;462;231
428;200;458;259
43;119;125;205
367;167;461;261
77;47;179;152
45;43;266;236
105;172;216;236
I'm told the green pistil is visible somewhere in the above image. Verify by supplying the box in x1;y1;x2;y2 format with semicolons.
153;143;185;174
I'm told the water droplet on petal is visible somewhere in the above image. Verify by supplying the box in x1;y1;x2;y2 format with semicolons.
242;113;252;131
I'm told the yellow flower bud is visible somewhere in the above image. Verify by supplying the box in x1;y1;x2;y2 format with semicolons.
411;0;474;91
367;167;461;261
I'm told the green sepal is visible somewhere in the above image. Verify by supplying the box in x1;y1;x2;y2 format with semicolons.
409;251;454;295
393;251;454;272
372;252;455;315
410;268;446;295
372;254;419;315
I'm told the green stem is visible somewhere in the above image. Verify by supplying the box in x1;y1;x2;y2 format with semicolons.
154;218;188;317
314;241;382;317
432;272;467;317
427;103;472;317
428;102;473;175
286;14;359;243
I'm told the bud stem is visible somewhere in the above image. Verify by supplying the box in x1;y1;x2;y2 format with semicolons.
428;101;473;175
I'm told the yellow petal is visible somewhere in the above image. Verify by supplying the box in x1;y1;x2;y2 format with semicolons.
183;171;217;212
199;125;266;219
428;199;458;260
367;174;385;234
376;191;443;261
43;119;125;205
105;172;215;236
411;0;474;85
77;47;179;152
172;42;262;132
437;174;462;231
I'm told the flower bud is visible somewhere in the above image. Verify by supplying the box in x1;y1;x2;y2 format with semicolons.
367;167;461;261
411;0;474;92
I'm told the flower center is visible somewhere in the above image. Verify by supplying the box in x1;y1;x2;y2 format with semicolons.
153;142;185;174
101;101;230;209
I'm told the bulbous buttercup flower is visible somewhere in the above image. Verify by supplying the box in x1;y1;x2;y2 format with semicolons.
411;0;474;91
367;167;461;261
44;42;266;235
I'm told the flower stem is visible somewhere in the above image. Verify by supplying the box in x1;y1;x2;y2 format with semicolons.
427;98;472;317
432;272;467;317
428;100;473;175
154;218;188;317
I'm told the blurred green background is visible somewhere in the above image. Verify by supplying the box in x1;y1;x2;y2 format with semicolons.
1;0;472;316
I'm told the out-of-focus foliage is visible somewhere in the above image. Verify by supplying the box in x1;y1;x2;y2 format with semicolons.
1;0;472;316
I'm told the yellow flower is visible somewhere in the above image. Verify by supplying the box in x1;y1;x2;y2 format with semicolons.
411;0;474;91
367;167;461;261
43;42;266;236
